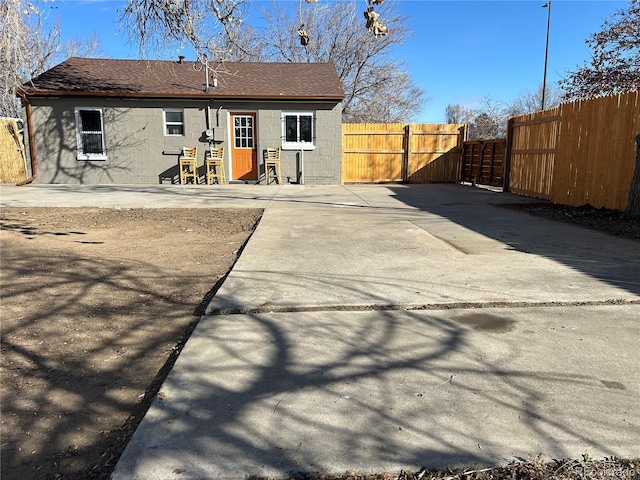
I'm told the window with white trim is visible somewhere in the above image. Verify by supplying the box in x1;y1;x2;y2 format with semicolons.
164;109;184;136
75;107;107;160
281;112;315;150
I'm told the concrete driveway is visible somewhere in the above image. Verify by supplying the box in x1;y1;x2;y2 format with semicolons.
2;183;638;478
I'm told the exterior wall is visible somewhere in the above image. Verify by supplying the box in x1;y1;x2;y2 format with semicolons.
26;96;342;185
28;98;210;184
252;101;343;185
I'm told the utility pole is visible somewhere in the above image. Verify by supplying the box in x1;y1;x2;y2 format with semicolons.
541;1;551;110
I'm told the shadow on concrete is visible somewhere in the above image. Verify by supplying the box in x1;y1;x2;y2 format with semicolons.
386;184;640;297
115;303;628;478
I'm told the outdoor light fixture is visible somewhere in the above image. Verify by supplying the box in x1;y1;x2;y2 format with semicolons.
541;1;551;110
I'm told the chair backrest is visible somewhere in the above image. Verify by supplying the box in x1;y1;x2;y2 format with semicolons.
181;147;197;159
265;147;280;161
209;147;224;160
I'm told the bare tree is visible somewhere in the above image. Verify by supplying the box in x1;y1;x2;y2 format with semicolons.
446;85;563;141
240;0;426;122
214;23;266;62
506;84;562;116
468;112;502;140
560;0;640;100
445;104;472;124
62;32;104;59
1;0;60;117
119;0;248;58
1;0;104;118
446;97;507;140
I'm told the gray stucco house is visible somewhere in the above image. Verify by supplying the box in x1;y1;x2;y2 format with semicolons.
19;57;344;185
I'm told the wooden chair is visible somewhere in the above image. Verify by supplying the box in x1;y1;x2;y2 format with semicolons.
179;147;198;185
206;147;227;185
264;147;282;185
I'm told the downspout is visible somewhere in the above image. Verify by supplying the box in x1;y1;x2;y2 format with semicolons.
16;90;37;185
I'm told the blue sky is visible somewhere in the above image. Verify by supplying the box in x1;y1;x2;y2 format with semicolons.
45;0;626;122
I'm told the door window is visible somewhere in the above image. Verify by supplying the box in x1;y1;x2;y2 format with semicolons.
234;115;254;149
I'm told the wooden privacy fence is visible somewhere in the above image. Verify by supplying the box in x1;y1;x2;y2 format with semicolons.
506;90;640;211
461;139;506;187
342;123;466;183
0;118;28;184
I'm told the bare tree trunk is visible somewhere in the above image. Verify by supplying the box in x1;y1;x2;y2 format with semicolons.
625;134;640;219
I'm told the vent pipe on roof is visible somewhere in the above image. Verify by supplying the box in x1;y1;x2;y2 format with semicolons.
203;54;210;92
178;55;185;64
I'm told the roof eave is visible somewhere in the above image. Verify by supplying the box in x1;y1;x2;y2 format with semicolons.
19;89;345;101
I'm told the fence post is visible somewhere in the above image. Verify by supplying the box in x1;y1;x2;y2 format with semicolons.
489;141;496;185
503;117;515;193
470;143;478;183
402;124;411;182
458;125;467;182
461;142;468;182
625;134;640;219
478;140;486;185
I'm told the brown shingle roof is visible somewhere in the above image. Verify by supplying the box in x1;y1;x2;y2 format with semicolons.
21;57;344;100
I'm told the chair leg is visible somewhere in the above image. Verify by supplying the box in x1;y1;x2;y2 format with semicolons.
265;162;281;185
206;162;227;185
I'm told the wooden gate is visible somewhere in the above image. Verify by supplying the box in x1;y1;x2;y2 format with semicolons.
504;113;559;200
461;139;506;187
342;123;466;183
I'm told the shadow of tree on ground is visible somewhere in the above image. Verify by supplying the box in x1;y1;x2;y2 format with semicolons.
115;300;637;478
0;207;261;480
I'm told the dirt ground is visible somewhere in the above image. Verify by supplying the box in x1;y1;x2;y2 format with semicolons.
1;207;262;480
1;204;638;480
502;202;640;240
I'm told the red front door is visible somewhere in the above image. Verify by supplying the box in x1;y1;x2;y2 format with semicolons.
230;113;258;180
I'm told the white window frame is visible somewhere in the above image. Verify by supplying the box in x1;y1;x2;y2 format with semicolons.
281;112;315;150
164;108;185;136
74;107;107;161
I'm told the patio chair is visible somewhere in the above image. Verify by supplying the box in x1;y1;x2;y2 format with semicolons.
179;147;199;185
264;147;282;185
206;147;227;185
